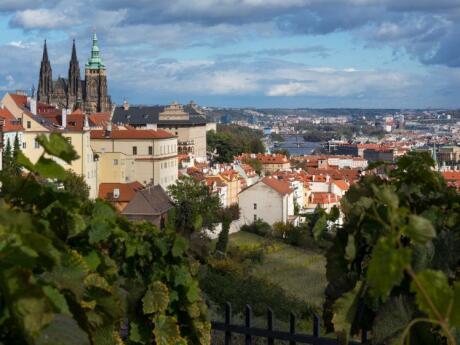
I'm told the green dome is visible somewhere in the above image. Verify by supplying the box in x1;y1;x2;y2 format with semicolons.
85;33;105;70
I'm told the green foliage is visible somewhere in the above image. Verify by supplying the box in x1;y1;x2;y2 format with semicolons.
207;125;265;163
242;157;262;175
1;136;21;177
215;218;231;254
324;152;460;345
168;175;221;237
62;171;90;201
241;219;271;237
0;133;210;345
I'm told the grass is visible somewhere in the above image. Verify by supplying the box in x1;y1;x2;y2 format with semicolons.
228;231;327;309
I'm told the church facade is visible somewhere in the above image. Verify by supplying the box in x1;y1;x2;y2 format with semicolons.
37;34;111;113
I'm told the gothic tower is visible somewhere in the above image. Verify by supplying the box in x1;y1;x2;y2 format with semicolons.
84;33;111;113
67;39;82;110
37;40;53;103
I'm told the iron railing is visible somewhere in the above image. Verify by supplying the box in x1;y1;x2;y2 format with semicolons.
211;303;368;345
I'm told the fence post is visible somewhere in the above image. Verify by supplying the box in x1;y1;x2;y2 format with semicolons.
361;330;368;344
289;312;296;345
245;305;252;345
267;308;274;345
312;312;320;338
225;302;232;345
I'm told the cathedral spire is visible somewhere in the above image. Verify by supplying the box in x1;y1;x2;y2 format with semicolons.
68;38;82;108
38;39;52;103
71;39;78;62
42;40;49;62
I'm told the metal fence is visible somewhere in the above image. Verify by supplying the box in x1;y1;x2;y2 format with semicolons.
211;303;368;345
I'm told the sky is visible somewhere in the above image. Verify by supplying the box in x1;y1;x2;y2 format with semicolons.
0;0;460;109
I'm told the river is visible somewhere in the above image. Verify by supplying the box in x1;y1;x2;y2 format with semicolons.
270;135;320;156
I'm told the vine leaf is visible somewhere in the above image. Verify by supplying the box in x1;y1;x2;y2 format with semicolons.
410;269;453;321
372;295;414;345
34;157;68;180
142;281;169;314
36;314;90;345
367;236;412;300
332;281;363;342
37;133;79;164
42;286;71;316
153;315;183;345
404;215;436;244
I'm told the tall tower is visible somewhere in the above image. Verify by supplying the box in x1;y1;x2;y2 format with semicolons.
37;40;53;103
84;33;110;113
67;39;82;110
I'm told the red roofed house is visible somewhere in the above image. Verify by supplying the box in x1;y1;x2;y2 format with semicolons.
98;181;144;212
90;127;178;189
442;171;460;190
238;176;297;225
0;106;24;150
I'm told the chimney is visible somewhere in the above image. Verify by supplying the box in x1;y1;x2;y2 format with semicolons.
61;108;67;128
28;97;37;116
123;100;129;111
105;121;112;138
83;114;90;130
113;188;120;199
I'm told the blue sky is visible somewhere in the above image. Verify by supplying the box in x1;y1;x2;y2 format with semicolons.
0;0;460;108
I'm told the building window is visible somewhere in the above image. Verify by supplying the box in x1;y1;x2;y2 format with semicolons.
113;159;119;166
133;146;137;155
254;215;257;222
22;142;26;149
27;121;31;129
66;137;72;144
254;203;257;210
34;139;40;149
148;146;153;155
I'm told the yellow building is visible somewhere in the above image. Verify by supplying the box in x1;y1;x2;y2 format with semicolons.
1;92;99;198
219;170;241;206
96;152;135;184
90;128;178;189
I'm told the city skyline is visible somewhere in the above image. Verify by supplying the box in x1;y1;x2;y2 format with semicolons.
0;0;459;108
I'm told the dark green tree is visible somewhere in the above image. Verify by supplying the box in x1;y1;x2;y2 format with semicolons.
63;170;90;201
168;175;221;237
324;152;460;345
1;138;12;174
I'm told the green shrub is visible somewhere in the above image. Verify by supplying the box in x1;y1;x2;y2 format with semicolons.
241;219;271;237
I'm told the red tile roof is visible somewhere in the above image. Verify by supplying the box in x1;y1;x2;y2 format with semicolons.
98;182;144;203
309;192;340;205
333;180;349;191
0;108;24;132
261;177;293;195
442;171;460;181
91;129;174;139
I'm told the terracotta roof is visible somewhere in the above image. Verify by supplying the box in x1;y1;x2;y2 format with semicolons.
88;113;111;127
0;108;24;132
8;93;28;107
90;129;174;139
261;177;293;195
98;182;144;203
237;153;289;165
309;192;340;205
333;180;349;191
442;171;460;181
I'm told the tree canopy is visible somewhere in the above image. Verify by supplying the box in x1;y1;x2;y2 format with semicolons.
207;125;265;163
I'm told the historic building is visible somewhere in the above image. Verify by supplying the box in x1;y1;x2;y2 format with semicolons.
37;34;111;113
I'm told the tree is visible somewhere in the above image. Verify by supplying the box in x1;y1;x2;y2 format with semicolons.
63;170;90;200
0;133;210;345
1;138;12;174
243;157;262;175
168;175;221;237
324;152;460;345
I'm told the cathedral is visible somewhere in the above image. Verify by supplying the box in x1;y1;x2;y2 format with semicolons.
37;34;111;113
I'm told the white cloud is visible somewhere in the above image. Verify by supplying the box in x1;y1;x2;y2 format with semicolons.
11;8;80;29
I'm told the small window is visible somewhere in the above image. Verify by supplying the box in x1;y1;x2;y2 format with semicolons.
148;146;153;155
253;215;257;222
22;142;26;149
27;121;31;129
254;203;257;210
113;159;119;166
34;139;40;149
133;146;137;155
